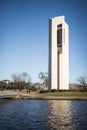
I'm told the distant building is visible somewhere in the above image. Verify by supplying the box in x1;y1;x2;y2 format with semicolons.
2;79;11;84
48;16;69;90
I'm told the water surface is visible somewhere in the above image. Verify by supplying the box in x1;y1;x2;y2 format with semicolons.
0;99;87;130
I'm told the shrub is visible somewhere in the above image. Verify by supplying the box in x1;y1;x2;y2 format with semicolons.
39;90;50;93
51;89;58;92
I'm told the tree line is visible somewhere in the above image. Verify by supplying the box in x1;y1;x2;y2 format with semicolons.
0;72;48;91
0;72;87;91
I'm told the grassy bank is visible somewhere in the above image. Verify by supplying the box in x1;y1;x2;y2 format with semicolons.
1;90;87;99
38;91;87;97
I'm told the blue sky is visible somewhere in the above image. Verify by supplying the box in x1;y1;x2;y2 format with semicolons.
0;0;87;83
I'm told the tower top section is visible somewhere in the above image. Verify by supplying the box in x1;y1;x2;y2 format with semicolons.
49;16;68;27
49;16;65;21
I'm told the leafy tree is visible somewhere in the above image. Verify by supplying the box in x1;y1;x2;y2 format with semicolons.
21;72;31;83
38;72;48;87
0;81;4;90
0;81;9;90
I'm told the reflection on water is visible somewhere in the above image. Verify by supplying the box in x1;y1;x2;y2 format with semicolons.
48;100;74;129
0;99;12;106
0;100;87;130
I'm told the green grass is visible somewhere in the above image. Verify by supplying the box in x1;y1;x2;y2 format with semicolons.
39;91;87;97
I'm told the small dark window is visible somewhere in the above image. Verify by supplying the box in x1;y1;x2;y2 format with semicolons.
57;24;62;47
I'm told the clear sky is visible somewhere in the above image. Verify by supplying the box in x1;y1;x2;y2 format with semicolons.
0;0;87;83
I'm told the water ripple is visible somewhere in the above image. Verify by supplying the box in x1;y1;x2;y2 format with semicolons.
0;100;87;130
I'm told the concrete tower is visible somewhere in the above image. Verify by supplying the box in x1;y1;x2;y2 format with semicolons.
48;16;69;90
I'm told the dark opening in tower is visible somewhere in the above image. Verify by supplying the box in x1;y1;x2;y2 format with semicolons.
57;24;62;47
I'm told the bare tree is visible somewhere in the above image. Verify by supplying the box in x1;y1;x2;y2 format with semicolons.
12;72;21;82
11;72;31;90
12;72;31;83
77;75;87;89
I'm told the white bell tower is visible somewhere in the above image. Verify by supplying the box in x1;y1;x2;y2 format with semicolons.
48;16;69;90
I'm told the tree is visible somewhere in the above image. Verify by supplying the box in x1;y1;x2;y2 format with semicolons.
11;72;31;90
12;72;31;82
12;72;21;82
0;81;4;90
38;72;48;87
77;75;87;89
21;72;31;83
38;72;44;83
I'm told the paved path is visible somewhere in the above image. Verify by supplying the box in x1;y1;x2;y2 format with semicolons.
0;90;20;98
0;90;38;99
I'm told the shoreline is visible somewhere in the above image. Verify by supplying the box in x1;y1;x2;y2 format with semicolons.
1;95;87;100
0;90;87;100
13;94;87;100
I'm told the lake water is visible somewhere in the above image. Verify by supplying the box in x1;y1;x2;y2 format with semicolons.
0;99;87;130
